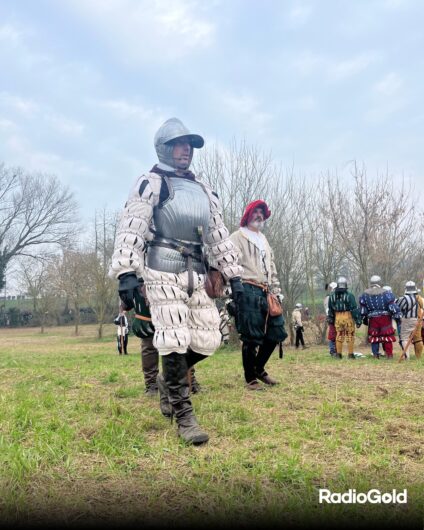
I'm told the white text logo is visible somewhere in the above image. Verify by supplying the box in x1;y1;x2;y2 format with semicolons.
319;489;407;504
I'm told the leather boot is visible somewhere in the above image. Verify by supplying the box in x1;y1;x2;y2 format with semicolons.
189;367;201;394
163;353;209;445
145;384;158;397
348;354;355;359
157;374;172;418
256;371;278;385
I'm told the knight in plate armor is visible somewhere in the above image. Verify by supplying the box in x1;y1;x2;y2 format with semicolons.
109;118;243;444
359;275;401;359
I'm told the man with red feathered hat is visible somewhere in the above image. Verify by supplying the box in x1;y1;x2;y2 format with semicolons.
230;200;287;390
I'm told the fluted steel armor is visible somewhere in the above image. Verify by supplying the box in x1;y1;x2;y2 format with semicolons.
146;177;210;273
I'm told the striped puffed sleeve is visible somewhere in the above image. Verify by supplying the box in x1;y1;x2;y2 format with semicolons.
199;181;243;281
269;246;281;294
109;173;161;280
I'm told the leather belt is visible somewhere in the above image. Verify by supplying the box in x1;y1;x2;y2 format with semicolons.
243;279;270;292
134;314;152;322
148;238;203;297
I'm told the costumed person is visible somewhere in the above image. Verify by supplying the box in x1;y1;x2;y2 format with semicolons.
109;117;243;444
292;303;307;349
359;275;401;360
381;285;394;356
131;282;201;397
229;200;287;390
114;307;129;355
324;282;338;357
327;277;362;359
396;281;423;360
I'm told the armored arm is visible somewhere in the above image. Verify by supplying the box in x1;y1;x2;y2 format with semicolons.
202;188;243;281
109;174;160;280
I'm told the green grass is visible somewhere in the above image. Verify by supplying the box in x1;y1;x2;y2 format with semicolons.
0;324;422;527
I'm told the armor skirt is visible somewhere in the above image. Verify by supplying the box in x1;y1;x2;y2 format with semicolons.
143;267;221;356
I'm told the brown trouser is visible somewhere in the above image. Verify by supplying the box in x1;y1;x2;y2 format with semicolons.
141;336;159;389
141;336;199;389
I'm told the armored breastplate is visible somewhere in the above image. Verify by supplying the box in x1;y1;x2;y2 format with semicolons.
146;177;210;274
154;177;210;242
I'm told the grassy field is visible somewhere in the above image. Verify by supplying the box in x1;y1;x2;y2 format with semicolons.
0;325;423;528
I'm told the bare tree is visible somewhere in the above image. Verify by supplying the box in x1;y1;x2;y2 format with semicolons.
368;178;419;294
86;209;120;338
313;177;347;289
325;163;420;293
194;139;274;233
51;250;90;335
0;164;78;290
19;259;58;333
266;171;306;344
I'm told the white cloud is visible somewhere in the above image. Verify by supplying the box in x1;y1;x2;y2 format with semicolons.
92;98;157;121
63;0;216;64
381;0;410;8
46;113;85;136
288;4;313;26
0;92;86;136
365;97;407;123
0;23;23;43
157;3;214;41
0;22;52;70
0;92;39;115
291;50;380;80
291;51;324;76
0;118;17;132
89;97;168;140
329;52;380;80
294;96;317;111
365;72;407;123
220;93;272;135
374;72;404;96
2;130;102;183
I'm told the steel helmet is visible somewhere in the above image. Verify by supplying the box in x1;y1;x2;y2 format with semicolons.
154;117;204;169
370;275;382;286
328;281;337;291
382;285;392;292
405;281;418;294
337;276;347;289
295;303;302;308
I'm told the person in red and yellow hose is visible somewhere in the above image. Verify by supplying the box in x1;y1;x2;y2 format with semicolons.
328;277;362;359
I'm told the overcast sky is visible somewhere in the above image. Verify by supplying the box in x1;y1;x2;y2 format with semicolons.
1;0;423;222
